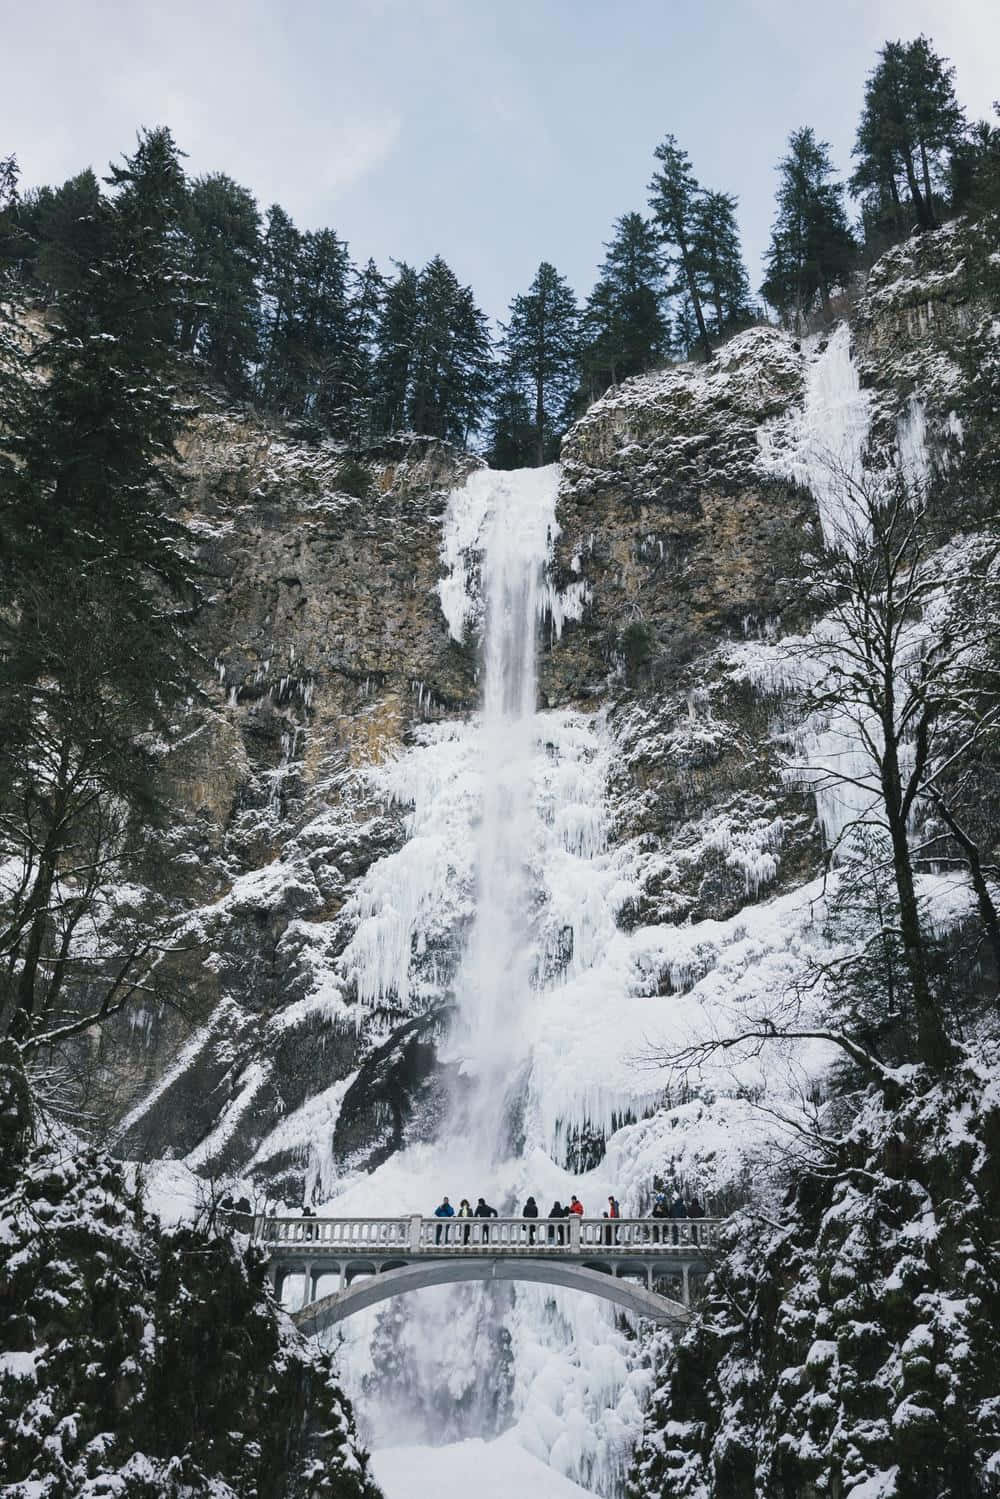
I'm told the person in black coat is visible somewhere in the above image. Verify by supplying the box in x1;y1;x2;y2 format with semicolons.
474;1196;498;1244
523;1195;539;1245
668;1191;687;1244
547;1200;566;1245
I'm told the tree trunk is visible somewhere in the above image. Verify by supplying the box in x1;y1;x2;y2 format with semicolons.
888;173;905;237
901;143;931;231
678;237;712;363
918;140;937;229
881;732;954;1067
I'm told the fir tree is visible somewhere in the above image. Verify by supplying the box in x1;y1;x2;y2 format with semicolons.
255;202;302;411
851;36;966;236
580;211;667;400
30;170;110;297
691;189;754;338
648;135;713;362
0;130;200;1119
179;172;261;392
348;256;387;440
372;261;420;435
407;256;492;445
762;127;856;330
295;227;355;430
496;261;579;466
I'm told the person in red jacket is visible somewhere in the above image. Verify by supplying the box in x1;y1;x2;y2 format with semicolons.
568;1195;584;1216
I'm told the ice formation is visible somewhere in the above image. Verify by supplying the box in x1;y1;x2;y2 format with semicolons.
757;321;872;548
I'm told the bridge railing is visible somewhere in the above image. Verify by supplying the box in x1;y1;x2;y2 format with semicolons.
257;1216;411;1248
254;1214;720;1253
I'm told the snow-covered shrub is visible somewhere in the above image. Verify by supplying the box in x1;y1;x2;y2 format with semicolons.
0;1146;380;1499
628;1060;1000;1499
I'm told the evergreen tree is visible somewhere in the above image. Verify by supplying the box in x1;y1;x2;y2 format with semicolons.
102;125;188;352
762;127;856;330
671;294;699;360
179;173;260;392
950;105;1000;219
0;130;199;1117
851;36;966;236
371;258;490;446
30;170;110;297
487;363;536;468
648;135;713;362
372;261;420;435
496;261;579;466
348;257;387;440
580;212;667;400
691;189;754;338
407;256;492;445
296;226;355;429
255;202;302;411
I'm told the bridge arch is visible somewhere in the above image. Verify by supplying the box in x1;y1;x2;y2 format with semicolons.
290;1256;689;1335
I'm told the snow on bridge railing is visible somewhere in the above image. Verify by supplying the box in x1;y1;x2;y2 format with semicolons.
252;1214;721;1254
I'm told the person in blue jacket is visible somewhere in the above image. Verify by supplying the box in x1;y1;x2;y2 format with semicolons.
434;1195;455;1244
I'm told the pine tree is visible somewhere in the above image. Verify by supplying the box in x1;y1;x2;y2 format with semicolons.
348;257;386;440
179;173;260;392
580;212;667;399
30;170;110;297
496;261;579;466
296;227;355;430
0;130;200;1109
255;203;302;411
372;261;420;435
372;258;491;446
691;189;754;338
648;135;713;362
407;256;492;445
487;365;536;468
851;36;966;236
762;128;856;330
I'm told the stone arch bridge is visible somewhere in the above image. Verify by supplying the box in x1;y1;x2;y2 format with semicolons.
252;1214;721;1334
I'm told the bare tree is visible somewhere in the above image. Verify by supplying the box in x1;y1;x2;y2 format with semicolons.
776;466;1000;1067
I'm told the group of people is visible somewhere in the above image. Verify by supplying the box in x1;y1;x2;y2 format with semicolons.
432;1188;709;1246
433;1195;500;1243
432;1192;623;1244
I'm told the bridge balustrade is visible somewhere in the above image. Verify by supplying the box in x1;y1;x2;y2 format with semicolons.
258;1216;411;1248
255;1214;720;1254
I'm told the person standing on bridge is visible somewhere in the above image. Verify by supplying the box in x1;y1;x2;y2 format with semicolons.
522;1195;539;1244
457;1197;473;1245
548;1201;566;1244
606;1195;620;1245
568;1195;584;1218
668;1190;687;1245
434;1196;455;1244
687;1194;704;1245
474;1196;498;1244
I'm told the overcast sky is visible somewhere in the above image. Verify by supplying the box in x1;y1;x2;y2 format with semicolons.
6;0;999;324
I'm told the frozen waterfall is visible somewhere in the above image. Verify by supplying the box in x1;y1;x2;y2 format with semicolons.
446;466;561;1163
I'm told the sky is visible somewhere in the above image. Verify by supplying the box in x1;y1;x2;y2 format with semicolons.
5;0;999;325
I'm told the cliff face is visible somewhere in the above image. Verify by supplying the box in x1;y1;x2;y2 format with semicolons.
107;221;992;1208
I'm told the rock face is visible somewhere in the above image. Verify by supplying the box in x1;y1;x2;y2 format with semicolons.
107;222;993;1210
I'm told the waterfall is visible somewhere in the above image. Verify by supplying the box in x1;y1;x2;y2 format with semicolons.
446;465;561;1164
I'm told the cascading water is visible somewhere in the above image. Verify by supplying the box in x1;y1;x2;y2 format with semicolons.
446;465;561;1162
